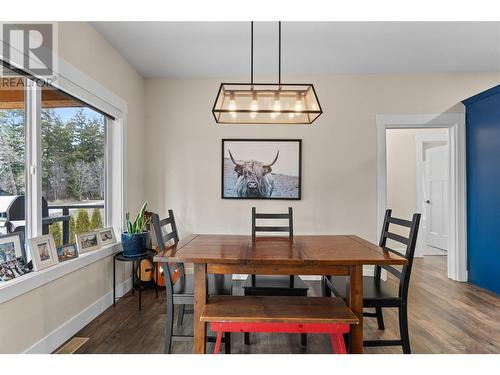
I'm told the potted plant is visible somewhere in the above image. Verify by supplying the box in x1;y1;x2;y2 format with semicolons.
122;201;150;257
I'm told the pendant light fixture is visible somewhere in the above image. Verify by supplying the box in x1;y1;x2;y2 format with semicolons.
212;22;322;124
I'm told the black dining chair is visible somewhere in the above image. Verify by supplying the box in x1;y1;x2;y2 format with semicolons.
151;210;232;354
243;207;309;346
323;209;421;354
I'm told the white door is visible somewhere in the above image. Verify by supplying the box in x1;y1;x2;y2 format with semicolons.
424;145;449;250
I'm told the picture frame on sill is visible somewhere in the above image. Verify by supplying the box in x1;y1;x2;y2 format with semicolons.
98;227;116;246
29;234;59;271
0;232;25;263
76;231;101;254
221;139;302;200
56;243;79;262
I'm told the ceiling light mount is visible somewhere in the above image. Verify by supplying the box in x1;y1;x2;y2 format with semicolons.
213;22;322;125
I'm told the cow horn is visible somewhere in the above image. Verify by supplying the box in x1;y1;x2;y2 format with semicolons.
265;150;280;167
228;150;241;166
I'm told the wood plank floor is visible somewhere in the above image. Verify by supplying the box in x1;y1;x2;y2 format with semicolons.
68;256;500;354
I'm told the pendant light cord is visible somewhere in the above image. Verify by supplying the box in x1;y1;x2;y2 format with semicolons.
278;21;281;86
251;21;254;86
250;21;282;86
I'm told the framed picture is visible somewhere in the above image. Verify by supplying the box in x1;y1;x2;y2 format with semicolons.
56;244;79;262
0;232;25;263
222;139;302;200
98;227;116;246
76;231;101;253
29;234;59;271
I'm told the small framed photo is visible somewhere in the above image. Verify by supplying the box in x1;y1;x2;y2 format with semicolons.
98;227;116;246
29;234;59;271
56;244;79;262
0;232;25;263
76;231;101;254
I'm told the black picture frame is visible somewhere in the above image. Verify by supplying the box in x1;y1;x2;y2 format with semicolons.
221;139;302;200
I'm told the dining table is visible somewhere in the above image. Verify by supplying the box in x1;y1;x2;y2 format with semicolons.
154;234;407;354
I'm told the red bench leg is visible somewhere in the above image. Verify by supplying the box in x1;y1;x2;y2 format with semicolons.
330;333;347;354
213;331;223;354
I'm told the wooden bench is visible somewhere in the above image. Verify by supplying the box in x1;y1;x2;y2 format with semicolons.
201;295;359;354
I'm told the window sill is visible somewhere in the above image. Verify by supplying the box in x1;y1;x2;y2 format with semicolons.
0;242;122;305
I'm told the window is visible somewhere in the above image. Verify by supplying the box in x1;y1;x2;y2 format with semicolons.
0;66;26;239
41;87;107;246
0;61;115;279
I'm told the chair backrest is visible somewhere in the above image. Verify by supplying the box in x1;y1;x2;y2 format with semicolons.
152;209;179;250
252;207;293;239
151;210;183;291
375;209;421;300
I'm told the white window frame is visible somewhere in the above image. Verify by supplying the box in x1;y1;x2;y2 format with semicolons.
0;40;127;304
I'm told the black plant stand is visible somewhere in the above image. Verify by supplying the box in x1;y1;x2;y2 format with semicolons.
113;250;157;311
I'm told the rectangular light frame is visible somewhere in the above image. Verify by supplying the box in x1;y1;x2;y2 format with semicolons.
212;83;323;125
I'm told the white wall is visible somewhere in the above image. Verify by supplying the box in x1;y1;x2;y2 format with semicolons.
0;22;145;353
144;73;500;243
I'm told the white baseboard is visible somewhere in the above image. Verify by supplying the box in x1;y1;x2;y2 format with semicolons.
23;277;132;354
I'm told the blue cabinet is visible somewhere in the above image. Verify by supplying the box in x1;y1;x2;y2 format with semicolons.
463;85;500;294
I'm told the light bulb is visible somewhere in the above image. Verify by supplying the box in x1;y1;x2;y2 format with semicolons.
270;92;281;119
251;92;258;111
273;92;281;111
250;91;258;119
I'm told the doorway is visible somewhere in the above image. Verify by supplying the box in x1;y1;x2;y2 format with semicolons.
376;114;467;282
386;128;449;262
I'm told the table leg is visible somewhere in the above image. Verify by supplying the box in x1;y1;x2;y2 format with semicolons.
348;265;363;354
113;256;116;307
193;263;207;354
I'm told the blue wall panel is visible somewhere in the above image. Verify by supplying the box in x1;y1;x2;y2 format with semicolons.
464;85;500;294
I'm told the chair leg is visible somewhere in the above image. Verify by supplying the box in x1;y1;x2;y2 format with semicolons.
399;304;411;354
322;276;332;297
213;331;223;354
375;307;385;330
330;334;347;354
177;304;185;327
224;332;231;354
300;333;307;349
244;332;250;345
342;332;349;353
164;297;174;354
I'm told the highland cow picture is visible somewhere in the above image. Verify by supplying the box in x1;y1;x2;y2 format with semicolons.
222;139;301;200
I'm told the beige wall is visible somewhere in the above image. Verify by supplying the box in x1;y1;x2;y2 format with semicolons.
0;22;145;353
144;73;499;242
386;128;419;220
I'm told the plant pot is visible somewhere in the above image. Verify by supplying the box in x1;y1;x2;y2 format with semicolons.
121;231;149;257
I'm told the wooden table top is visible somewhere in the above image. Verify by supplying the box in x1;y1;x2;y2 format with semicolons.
153;234;407;266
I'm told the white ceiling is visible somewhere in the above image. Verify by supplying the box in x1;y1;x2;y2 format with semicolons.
91;22;500;79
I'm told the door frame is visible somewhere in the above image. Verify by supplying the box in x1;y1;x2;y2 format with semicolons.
376;113;467;282
415;131;449;257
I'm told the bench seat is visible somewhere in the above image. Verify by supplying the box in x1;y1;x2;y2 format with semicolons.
201;295;359;354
